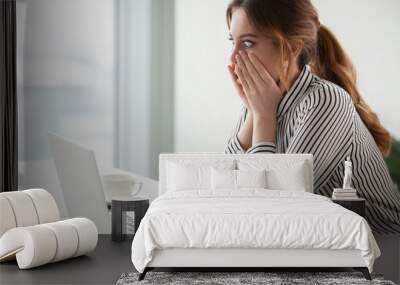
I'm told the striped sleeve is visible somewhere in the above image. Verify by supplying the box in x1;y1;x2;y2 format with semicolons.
246;141;277;154
286;85;353;191
224;106;247;154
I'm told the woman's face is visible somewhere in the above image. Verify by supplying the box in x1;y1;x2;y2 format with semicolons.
228;7;282;84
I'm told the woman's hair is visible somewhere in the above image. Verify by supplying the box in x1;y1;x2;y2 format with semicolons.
226;0;392;157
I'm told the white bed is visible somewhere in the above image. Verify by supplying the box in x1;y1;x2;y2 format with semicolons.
131;153;381;281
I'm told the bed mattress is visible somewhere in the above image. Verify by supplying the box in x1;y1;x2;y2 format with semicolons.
131;189;380;273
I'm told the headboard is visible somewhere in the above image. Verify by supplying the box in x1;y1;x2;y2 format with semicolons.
159;152;314;195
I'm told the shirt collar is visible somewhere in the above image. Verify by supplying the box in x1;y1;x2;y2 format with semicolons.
277;64;314;120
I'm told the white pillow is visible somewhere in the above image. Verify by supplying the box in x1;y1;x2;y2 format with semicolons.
238;160;307;191
236;169;267;189
266;166;307;191
166;160;235;191
211;168;267;190
210;168;236;189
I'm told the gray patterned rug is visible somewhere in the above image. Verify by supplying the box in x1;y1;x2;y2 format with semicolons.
116;271;396;285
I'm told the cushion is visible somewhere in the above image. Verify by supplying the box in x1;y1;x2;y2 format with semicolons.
0;217;97;269
0;196;16;237
237;159;308;191
211;168;268;190
237;169;268;188
23;189;60;224
0;191;39;227
166;159;235;191
210;168;236;189
0;189;98;270
267;166;307;191
0;189;60;237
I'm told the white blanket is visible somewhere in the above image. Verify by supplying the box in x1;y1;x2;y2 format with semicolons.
131;189;380;273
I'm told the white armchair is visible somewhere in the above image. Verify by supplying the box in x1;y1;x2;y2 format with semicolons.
0;188;98;269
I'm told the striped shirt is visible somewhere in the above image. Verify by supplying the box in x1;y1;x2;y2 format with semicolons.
225;64;400;234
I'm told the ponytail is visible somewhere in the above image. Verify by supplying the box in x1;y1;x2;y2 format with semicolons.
312;24;392;157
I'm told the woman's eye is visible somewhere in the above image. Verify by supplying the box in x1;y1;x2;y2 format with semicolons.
228;37;254;49
243;40;254;48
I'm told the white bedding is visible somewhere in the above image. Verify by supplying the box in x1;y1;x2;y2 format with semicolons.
131;189;381;273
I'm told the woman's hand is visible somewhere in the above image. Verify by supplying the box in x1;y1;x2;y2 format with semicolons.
234;50;283;118
227;62;253;151
227;62;251;111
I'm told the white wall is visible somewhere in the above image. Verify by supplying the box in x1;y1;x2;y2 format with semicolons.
17;0;115;218
174;0;400;152
116;0;175;180
174;0;239;152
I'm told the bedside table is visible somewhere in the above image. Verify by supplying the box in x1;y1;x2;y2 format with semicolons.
111;196;149;242
331;198;366;218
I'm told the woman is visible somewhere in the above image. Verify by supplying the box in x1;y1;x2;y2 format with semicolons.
224;0;400;234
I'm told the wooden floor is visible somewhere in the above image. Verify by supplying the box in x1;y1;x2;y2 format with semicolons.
1;233;397;284
0;235;134;285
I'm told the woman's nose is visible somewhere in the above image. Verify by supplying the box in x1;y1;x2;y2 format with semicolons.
230;47;240;64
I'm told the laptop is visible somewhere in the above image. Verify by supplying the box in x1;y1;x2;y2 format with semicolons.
48;132;113;234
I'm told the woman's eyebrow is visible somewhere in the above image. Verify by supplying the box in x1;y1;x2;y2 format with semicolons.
229;33;258;39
